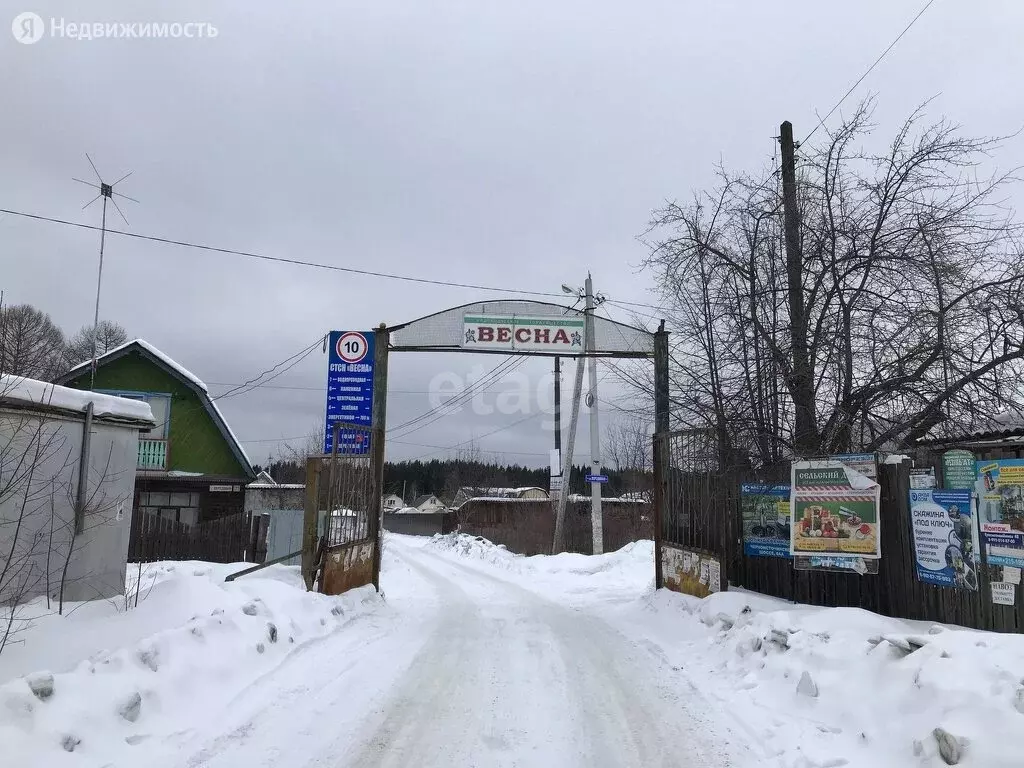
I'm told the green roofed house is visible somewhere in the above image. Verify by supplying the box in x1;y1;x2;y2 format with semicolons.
57;339;255;525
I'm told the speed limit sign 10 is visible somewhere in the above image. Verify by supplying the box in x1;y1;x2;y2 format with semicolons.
336;332;369;364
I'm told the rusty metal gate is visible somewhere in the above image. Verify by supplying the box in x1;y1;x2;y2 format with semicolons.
301;422;384;595
653;427;735;598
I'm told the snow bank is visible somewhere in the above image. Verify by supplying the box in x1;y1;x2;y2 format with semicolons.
424;533;653;603
424;532;1024;767
629;589;1024;768
426;533;521;570
0;561;381;766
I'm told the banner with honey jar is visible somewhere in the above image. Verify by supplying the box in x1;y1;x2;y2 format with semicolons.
790;460;881;559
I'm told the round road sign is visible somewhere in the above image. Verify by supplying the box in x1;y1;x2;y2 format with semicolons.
336;331;369;364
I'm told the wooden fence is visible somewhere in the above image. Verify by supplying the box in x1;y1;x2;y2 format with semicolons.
448;498;652;555
654;428;1024;633
129;510;263;564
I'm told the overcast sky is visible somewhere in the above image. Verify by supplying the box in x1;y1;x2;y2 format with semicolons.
3;1;1023;468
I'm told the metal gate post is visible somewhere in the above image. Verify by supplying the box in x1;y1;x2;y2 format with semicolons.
652;321;670;591
653;432;664;590
370;323;390;591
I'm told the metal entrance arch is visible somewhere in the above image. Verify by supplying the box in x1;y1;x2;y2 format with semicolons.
371;298;670;557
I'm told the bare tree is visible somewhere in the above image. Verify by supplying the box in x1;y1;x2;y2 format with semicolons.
0;304;66;381
604;416;653;501
0;382;76;652
641;101;1024;471
62;320;128;371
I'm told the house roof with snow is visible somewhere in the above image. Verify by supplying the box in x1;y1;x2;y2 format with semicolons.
56;339;254;480
916;410;1024;448
412;494;443;508
0;374;156;427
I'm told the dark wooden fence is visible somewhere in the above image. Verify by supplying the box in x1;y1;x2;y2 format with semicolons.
655;427;1024;633
129;510;260;563
447;499;652;555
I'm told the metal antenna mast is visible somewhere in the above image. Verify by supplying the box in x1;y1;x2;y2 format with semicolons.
74;154;137;390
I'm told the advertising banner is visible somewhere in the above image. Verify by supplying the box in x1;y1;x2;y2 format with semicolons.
943;450;977;490
740;484;792;558
790;460;881;559
976;459;1024;568
909;489;978;590
830;452;878;479
910;468;937;489
660;545;724;598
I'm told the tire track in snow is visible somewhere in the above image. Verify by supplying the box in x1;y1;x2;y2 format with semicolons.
341;540;753;768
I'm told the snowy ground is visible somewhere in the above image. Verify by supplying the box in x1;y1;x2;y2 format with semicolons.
3;535;1024;767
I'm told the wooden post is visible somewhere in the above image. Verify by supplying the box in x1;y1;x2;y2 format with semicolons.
653;321;670;589
370;324;390;591
653;433;664;590
301;456;320;591
779;121;817;456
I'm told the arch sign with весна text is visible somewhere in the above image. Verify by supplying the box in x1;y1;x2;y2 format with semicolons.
461;315;585;352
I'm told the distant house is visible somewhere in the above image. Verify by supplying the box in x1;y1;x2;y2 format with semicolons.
382;493;405;511
452;486;549;507
58;339;256;525
411;494;446;513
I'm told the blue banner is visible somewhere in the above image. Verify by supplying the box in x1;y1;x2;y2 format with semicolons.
741;484;792;559
976;459;1024;568
909;488;977;590
323;331;375;455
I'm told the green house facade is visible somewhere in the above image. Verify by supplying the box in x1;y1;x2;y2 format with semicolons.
58;340;255;524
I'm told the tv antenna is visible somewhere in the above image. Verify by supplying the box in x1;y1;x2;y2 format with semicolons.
73;154;138;389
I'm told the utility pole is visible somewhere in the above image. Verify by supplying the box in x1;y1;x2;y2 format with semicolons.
584;274;603;555
552;350;585;553
779;121;816;457
553;356;561;459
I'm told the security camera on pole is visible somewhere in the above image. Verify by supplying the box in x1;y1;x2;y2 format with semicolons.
551;275;605;555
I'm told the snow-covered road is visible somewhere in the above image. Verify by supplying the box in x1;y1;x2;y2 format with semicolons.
151;535;751;768
8;534;1024;767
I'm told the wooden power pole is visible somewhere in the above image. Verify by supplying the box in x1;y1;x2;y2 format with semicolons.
779;121;817;457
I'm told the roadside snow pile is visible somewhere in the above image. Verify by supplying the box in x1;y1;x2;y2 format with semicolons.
0;561;381;767
425;533;522;571
424;533;653;603
631;589;1024;768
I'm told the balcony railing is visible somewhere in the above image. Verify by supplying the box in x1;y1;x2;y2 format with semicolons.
138;438;168;470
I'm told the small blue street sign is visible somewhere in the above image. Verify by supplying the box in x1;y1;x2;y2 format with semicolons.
585;474;609;483
324;330;375;454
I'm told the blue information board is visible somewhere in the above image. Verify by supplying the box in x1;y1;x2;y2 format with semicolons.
585;474;608;483
324;330;375;455
909;489;977;589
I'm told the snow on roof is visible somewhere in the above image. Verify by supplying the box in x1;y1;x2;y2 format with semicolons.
248;483;305;490
0;374;155;425
208;398;253;469
60;339;254;478
65;338;209;392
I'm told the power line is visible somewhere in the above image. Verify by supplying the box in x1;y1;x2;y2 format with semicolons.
389;437;549;458
388;357;528;439
802;0;938;145
403;410;544;461
0;207;567;300
211;336;325;401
